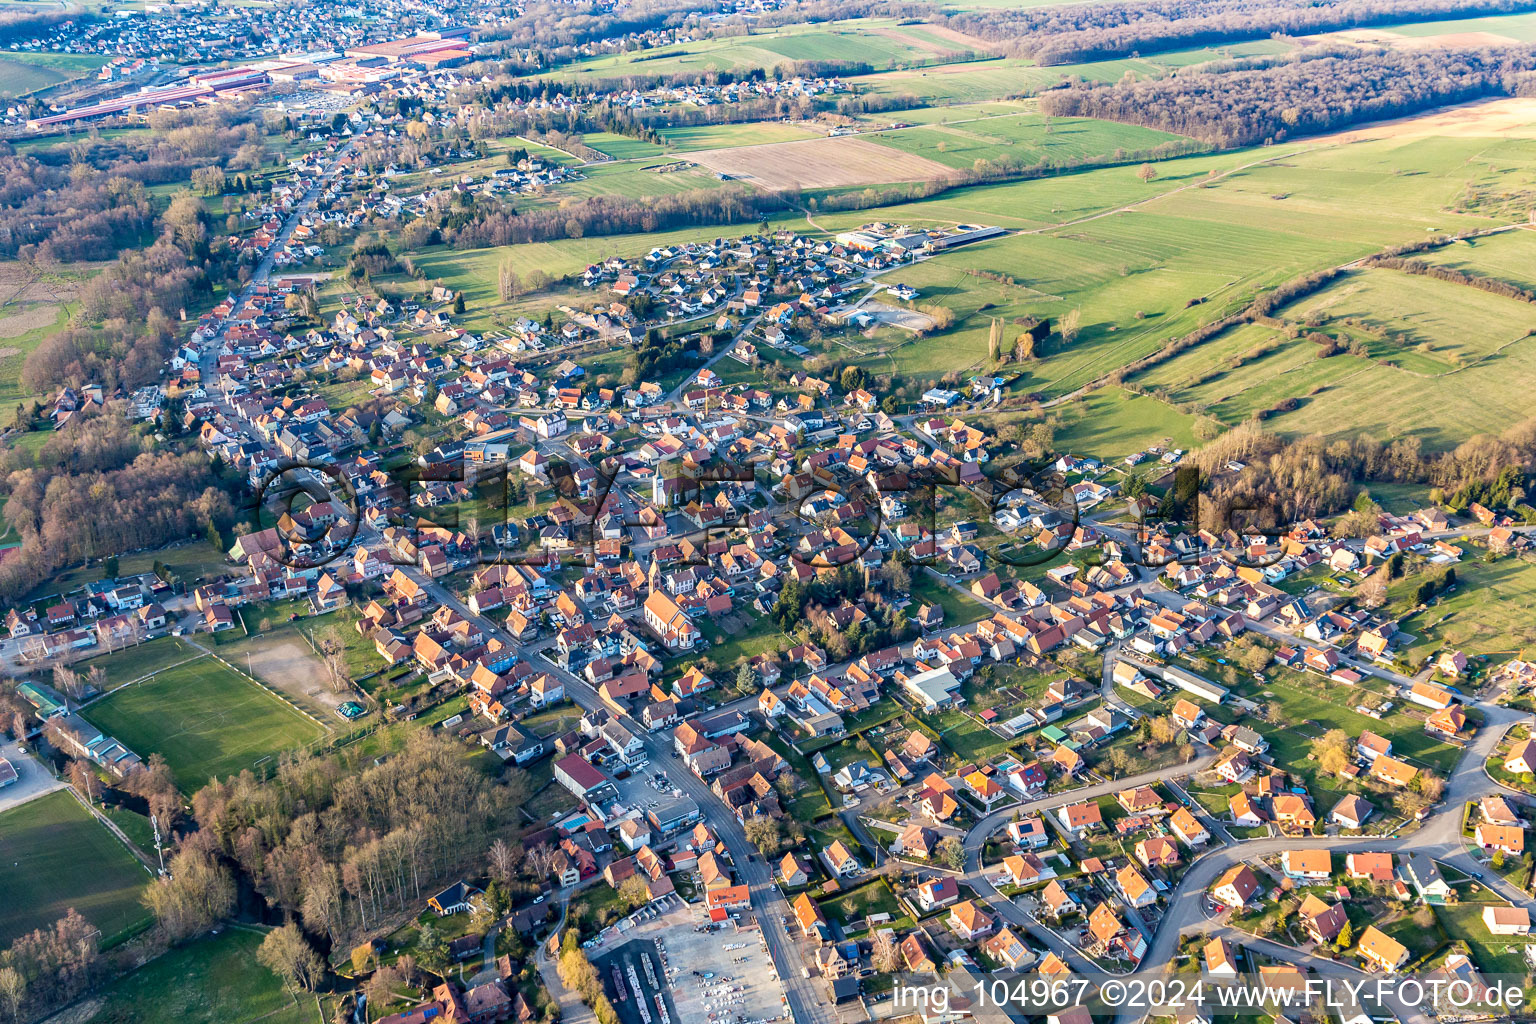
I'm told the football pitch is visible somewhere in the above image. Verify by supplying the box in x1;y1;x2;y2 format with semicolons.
82;657;328;791
0;791;151;946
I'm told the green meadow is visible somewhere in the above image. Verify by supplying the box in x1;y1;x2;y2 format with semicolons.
0;52;109;96
866;111;1194;170
542;18;984;81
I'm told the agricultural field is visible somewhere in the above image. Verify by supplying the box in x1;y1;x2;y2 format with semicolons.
1363;9;1536;43
1286;267;1536;368
542;19;996;82
581;131;671;161
1414;229;1536;291
79;926;320;1024
540;160;734;204
0;791;151;946
82;658;329;791
657;121;823;151
851;100;1031;125
686;135;960;190
0;263;92;428
852;40;1291;103
1127;257;1536;435
818;126;1535;435
0;52;109;97
866;112;1193;171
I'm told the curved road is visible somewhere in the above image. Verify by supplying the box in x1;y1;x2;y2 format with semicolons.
956;679;1531;1024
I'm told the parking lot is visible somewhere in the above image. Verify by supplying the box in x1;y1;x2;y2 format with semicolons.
594;901;789;1024
0;742;64;814
593;937;679;1024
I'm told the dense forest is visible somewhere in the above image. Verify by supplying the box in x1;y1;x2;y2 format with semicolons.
1039;47;1536;146
22;233;210;394
189;733;529;948
949;0;1536;65
1190;416;1536;531
0;107;272;261
0;409;233;604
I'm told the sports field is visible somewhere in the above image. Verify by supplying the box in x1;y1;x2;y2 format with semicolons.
82;659;328;791
0;790;151;946
82;636;200;689
81;926;318;1024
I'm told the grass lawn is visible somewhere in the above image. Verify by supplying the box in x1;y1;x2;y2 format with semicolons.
83;659;328;791
0;791;151;946
1260;666;1461;770
1045;385;1203;461
759;730;834;822
1394;555;1536;665
1417;228;1536;291
1287;267;1536;368
922;706;1012;762
910;571;991;628
81;926;318;1024
0;299;72;426
817;879;910;935
101;803;156;854
1435;902;1535;976
1378;908;1447;966
26;541;231;604
693;611;792;673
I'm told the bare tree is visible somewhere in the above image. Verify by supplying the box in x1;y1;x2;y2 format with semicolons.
871;930;900;973
258;923;324;992
488;837;518;885
525;843;558;884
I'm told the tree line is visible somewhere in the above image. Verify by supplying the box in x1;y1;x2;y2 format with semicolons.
1362;254;1536;305
947;0;1536;66
1189;414;1536;532
1037;46;1536;147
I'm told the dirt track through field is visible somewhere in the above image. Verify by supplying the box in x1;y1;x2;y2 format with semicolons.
687;135;960;190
